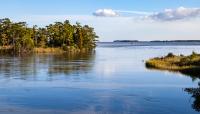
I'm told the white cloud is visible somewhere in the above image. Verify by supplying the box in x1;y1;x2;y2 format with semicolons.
93;7;200;21
93;9;152;17
93;9;119;17
150;7;200;21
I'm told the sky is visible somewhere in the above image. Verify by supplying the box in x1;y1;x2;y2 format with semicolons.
1;0;200;41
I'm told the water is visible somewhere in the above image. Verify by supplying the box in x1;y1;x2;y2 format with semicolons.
0;44;200;114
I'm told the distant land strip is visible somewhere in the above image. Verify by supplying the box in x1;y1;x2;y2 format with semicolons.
113;40;200;42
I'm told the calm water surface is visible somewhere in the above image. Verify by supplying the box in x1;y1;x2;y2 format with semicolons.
0;44;200;114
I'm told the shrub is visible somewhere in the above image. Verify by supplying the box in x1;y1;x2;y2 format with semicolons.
166;52;175;58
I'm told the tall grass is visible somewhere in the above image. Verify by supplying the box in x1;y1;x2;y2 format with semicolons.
146;52;200;77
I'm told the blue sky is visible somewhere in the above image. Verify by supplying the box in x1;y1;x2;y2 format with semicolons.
1;0;200;41
1;0;200;15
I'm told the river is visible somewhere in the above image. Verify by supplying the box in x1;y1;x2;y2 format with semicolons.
0;43;199;114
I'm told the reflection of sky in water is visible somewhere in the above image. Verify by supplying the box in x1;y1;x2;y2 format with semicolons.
0;45;199;113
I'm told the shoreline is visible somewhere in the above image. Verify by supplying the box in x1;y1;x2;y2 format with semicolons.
0;46;93;55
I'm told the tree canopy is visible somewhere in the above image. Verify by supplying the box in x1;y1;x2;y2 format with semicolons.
0;18;98;53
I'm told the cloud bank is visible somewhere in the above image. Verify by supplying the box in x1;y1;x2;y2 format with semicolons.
150;7;200;21
93;9;152;17
93;9;118;17
93;7;200;21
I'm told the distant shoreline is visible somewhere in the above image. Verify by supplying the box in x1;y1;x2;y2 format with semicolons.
97;40;200;47
113;40;200;43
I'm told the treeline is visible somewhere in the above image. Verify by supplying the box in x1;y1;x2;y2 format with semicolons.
0;18;98;53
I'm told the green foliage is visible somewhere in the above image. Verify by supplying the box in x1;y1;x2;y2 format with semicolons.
14;33;34;52
166;52;175;58
0;18;98;53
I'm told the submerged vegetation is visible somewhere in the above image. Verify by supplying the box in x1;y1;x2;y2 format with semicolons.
0;18;98;54
146;52;200;77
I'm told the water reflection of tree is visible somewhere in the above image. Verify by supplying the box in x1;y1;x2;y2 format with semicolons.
185;82;200;112
146;66;200;112
167;70;200;112
0;51;95;80
48;51;95;75
0;55;38;79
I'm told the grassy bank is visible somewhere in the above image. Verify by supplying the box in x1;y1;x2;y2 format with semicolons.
146;52;200;77
34;47;66;53
34;47;91;54
0;46;92;54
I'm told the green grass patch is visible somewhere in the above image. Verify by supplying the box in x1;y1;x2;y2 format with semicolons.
146;52;200;77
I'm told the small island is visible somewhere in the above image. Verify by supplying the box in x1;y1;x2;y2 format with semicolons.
0;18;98;54
146;52;200;77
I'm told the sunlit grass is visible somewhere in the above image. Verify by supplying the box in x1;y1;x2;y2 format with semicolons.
0;46;89;54
146;52;200;76
34;47;65;53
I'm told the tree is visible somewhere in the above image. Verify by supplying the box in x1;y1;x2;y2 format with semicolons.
0;18;99;53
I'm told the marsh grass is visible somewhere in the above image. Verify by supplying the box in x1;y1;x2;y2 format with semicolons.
146;52;200;77
0;46;92;55
34;47;65;53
